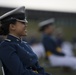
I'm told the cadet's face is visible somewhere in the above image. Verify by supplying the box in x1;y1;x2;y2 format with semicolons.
47;25;55;34
14;21;27;36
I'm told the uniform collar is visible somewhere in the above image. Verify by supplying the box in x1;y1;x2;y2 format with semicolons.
6;34;22;43
42;33;51;37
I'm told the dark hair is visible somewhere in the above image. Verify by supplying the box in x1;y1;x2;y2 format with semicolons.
0;18;17;35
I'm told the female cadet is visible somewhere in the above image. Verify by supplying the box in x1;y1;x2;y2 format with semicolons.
0;6;50;75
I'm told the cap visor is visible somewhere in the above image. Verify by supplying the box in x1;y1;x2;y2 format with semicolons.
16;19;28;23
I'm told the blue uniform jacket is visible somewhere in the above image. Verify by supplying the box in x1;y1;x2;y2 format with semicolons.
56;37;64;47
0;35;50;75
42;34;65;56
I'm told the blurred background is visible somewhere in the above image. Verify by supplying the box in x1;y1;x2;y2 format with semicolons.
0;0;76;75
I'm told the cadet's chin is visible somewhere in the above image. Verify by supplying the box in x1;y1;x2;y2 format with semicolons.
22;32;27;36
24;30;27;36
21;30;27;36
24;33;27;36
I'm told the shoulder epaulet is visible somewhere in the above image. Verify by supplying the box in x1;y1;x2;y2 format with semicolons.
5;39;11;42
23;41;27;44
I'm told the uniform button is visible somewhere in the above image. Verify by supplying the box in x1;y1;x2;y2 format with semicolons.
27;51;29;54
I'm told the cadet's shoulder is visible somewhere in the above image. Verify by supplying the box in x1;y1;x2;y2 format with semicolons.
0;39;15;48
0;40;16;58
0;40;9;46
0;40;17;54
50;36;56;40
43;34;49;39
43;35;56;43
43;35;52;40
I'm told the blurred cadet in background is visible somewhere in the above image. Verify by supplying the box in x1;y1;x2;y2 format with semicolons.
54;27;64;47
0;6;51;75
55;27;74;57
39;18;76;70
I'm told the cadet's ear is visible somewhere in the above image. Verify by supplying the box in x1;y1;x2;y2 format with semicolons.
9;24;16;30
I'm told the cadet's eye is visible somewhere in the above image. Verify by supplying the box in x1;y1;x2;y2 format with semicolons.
20;22;26;25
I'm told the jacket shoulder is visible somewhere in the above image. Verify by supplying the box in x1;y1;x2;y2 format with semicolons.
0;39;15;48
0;40;9;47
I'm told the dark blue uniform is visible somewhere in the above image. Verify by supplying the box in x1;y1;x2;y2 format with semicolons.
42;34;65;56
0;35;49;75
56;37;64;47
